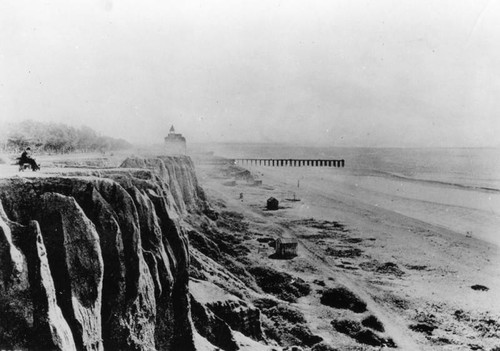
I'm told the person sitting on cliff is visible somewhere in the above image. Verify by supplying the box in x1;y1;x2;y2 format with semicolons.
18;147;40;171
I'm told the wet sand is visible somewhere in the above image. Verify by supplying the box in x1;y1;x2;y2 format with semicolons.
249;165;500;247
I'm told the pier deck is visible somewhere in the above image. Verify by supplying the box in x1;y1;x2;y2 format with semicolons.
233;159;345;167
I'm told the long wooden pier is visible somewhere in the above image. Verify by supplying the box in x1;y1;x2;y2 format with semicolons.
233;159;345;167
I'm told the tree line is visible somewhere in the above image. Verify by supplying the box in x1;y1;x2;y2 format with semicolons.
1;120;132;154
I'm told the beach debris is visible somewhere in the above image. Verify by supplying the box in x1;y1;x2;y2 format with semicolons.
471;284;489;291
320;287;367;313
239;192;243;200
266;197;279;210
273;238;298;258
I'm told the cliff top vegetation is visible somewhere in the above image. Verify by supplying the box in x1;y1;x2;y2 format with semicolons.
0;120;131;154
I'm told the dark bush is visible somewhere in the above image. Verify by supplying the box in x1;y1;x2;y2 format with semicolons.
290;325;323;346
326;247;362;258
362;315;385;332
471;284;489;291
216;211;248;232
320;287;367;313
259;302;322;348
253;298;279;310
313;279;326;287
331;319;362;336
248;266;310;302
331;319;392;348
376;262;405;276
409;323;437;335
354;329;386;346
268;305;307;324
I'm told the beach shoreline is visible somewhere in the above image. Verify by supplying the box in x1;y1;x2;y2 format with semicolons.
196;160;500;350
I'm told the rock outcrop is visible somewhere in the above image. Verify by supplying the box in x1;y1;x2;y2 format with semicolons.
0;157;203;350
190;279;264;347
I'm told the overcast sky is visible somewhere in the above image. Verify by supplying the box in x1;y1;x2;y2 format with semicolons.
1;0;499;147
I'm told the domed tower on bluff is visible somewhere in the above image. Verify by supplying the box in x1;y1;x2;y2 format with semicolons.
164;125;187;155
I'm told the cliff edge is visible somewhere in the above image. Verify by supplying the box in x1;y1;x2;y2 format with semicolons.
0;157;201;350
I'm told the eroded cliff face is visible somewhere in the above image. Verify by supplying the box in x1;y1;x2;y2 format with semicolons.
0;157;202;350
120;156;209;216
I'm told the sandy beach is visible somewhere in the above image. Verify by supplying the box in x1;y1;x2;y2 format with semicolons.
196;160;500;350
1;151;499;350
249;165;500;247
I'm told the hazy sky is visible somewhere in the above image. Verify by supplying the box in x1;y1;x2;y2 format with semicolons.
1;0;499;147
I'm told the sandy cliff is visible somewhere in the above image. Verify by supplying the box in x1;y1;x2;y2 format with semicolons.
0;157;205;350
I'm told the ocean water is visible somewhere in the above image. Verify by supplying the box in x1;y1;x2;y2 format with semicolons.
195;143;500;246
198;143;500;192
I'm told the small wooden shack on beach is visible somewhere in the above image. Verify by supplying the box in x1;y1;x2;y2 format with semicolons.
267;197;279;210
275;238;298;258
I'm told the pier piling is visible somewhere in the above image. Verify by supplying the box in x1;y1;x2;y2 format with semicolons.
234;158;345;168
